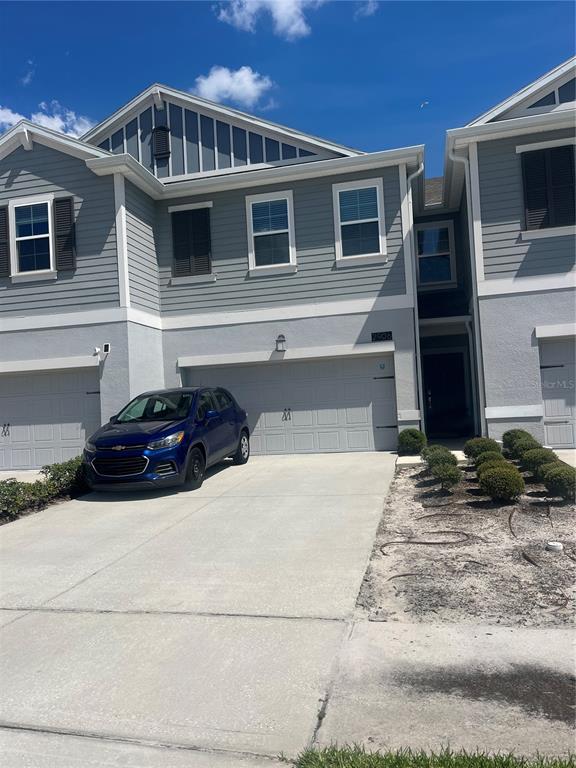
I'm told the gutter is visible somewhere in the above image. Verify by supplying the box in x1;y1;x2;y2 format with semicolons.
449;146;487;436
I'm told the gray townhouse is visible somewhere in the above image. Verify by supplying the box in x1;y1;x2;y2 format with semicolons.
0;59;574;470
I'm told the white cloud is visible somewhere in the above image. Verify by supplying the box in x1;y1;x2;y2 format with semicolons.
354;0;378;19
0;100;95;137
193;65;275;109
217;0;325;41
20;60;35;86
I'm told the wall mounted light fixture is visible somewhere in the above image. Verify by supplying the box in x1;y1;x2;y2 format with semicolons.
275;334;287;353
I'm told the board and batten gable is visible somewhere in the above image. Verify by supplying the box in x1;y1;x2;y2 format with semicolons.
477;128;576;279
125;180;160;313
155;165;406;315
94;97;329;180
0;143;119;316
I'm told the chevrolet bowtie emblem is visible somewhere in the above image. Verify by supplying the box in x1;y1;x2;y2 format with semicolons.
111;445;126;451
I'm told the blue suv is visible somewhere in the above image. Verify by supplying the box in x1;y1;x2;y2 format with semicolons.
83;387;250;491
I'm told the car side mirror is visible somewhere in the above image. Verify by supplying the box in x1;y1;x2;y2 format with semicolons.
205;409;219;421
109;414;118;424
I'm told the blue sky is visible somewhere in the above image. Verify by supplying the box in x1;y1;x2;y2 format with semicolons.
1;1;574;176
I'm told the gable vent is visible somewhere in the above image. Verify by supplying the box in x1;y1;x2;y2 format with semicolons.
152;126;170;159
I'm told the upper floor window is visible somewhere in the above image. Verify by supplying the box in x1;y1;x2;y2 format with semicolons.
246;191;296;273
333;179;386;262
521;145;575;231
1;195;76;282
528;78;576;109
13;201;52;273
170;204;212;278
416;221;456;287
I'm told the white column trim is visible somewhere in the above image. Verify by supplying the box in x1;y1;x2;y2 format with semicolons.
113;173;130;308
535;323;576;339
485;405;544;419
468;142;485;284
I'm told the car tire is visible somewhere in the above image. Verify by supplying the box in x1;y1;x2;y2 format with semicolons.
184;447;206;490
232;430;250;465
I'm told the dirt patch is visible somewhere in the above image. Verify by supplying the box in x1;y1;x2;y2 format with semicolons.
357;466;576;626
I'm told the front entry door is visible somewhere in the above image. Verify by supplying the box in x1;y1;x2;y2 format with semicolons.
422;351;472;438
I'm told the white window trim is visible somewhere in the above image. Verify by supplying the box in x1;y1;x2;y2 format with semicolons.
516;137;576;154
415;220;457;289
8;193;56;280
520;225;576;241
332;178;387;263
168;201;213;213
245;189;296;274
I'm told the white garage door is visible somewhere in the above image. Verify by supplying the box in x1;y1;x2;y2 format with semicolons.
183;355;397;454
540;338;575;448
0;369;102;470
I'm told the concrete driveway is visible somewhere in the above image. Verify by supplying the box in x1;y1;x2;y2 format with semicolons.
0;453;395;766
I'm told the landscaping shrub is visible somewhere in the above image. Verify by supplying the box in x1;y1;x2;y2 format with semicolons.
397;428;427;455
510;435;541;460
538;460;565;483
463;437;501;460
521;448;557;475
479;465;525;502
474;451;506;468
502;428;534;455
0;455;86;522
477;460;511;481
41;455;87;496
428;450;458;469
543;463;576;502
431;461;462;490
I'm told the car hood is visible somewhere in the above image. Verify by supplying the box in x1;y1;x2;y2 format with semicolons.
91;420;187;446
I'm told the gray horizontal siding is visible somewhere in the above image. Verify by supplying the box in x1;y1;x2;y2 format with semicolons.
478;128;576;279
157;167;406;315
0;143;119;316
125;180;160;312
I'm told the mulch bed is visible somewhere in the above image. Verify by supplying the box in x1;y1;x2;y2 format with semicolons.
357;463;575;626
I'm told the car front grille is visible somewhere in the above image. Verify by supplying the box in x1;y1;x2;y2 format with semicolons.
92;456;149;477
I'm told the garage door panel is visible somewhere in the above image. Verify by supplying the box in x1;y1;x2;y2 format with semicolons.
539;339;575;448
0;371;101;470
184;354;398;455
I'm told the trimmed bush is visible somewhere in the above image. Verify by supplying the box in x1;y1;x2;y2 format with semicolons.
521;448;557;475
510;435;541;460
0;455;86;522
538;460;565;483
502;428;534;454
431;461;462;490
477;459;511;481
463;437;501;460
421;444;445;460
479;465;525;502
543;463;576;501
41;456;87;496
398;428;427;456
474;451;506;468
428;451;458;469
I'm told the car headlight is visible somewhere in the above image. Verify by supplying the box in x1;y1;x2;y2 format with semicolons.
84;440;97;453
147;431;185;451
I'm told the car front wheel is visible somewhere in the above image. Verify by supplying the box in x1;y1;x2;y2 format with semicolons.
184;447;206;489
233;431;250;465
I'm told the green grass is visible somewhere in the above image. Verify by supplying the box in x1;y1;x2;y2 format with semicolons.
294;747;575;768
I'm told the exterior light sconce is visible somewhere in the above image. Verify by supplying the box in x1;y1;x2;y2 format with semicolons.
275;334;287;353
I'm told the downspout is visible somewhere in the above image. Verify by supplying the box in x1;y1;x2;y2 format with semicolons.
405;162;425;433
449;147;487;436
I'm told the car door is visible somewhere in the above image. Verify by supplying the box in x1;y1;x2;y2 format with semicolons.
195;389;228;464
213;388;238;455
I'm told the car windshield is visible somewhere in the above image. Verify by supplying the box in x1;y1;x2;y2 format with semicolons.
116;392;194;423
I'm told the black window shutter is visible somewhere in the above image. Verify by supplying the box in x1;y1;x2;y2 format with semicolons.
549;145;575;228
0;207;9;278
54;197;77;270
152;126;170;159
522;150;550;230
171;208;212;277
